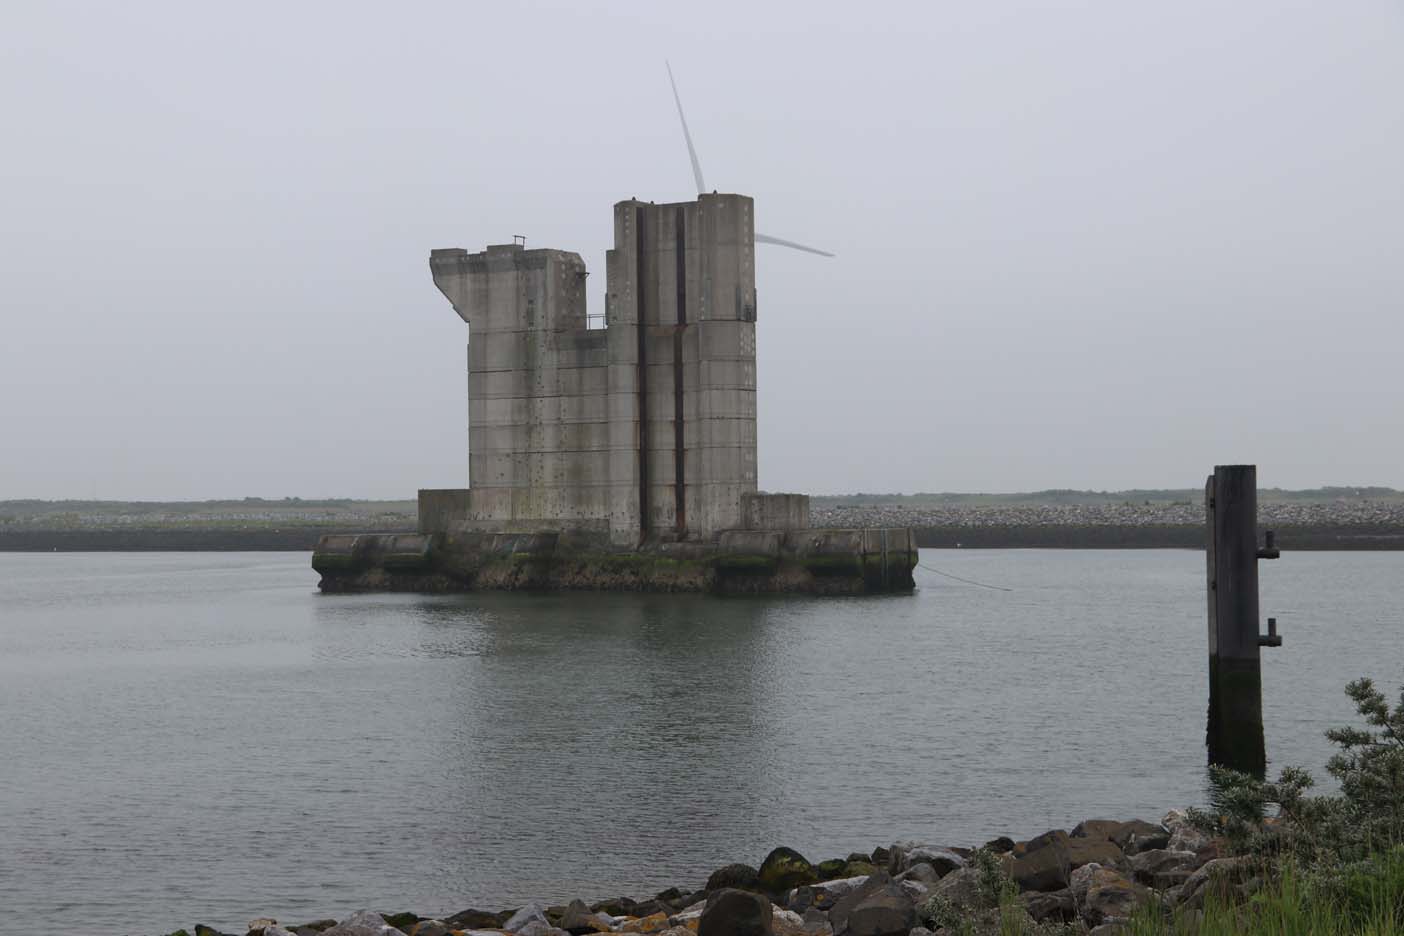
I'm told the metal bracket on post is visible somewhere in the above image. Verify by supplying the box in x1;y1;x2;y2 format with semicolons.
1259;616;1283;648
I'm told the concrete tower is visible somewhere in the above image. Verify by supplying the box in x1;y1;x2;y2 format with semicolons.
427;193;760;545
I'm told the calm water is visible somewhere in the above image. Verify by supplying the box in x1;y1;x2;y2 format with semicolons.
0;550;1400;935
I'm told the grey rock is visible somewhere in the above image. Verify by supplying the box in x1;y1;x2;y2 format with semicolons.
1022;888;1075;923
929;867;981;908
759;847;818;893
502;905;550;931
560;899;611;934
699;888;773;936
444;909;505;929
263;929;299;936
909;929;936;936
895;863;940;884
321;912;405;936
833;884;915;936
707;863;763;893
830;873;914;936
793;874;870;911
1175;856;1253;909
801;908;833;935
1128;849;1199;886
901;848;964;878
1112;820;1171;854
515;923;569;936
1073;866;1149;926
1008;832;1072;893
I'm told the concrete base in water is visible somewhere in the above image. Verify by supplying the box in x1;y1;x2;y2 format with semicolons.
312;528;917;595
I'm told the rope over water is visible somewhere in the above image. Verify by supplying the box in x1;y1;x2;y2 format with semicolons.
916;562;1014;592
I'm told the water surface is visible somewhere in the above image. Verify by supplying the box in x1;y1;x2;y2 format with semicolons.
1;550;1399;934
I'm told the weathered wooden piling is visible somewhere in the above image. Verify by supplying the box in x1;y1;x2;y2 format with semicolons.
1205;465;1281;775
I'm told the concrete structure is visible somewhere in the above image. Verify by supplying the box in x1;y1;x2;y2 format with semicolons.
313;194;915;594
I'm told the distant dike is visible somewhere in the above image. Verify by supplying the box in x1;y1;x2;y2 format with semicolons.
4;523;1403;551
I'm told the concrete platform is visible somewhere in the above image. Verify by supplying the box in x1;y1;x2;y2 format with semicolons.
312;527;917;595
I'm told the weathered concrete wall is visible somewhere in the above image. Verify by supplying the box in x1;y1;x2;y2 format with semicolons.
428;194;759;545
605;194;758;542
418;488;471;535
430;244;616;531
743;493;810;531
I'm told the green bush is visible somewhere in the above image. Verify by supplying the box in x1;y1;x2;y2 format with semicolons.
1190;677;1404;870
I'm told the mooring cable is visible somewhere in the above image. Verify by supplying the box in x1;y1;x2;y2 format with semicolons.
916;562;1014;592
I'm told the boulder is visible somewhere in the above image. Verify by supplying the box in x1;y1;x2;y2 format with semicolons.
248;921;279;936
617;911;670;933
829;878;915;936
589;898;635;917
928;867;981;908
502;905;551;931
1113;820;1170;854
1128;849;1199;887
801;908;833;935
799;874;872;910
901;847;964;877
815;858;849;881
759;847;818;893
707;862;763;893
982;836;1016;854
262;929;298;936
771;907;809;936
1174;856;1254;909
444;909;506;929
289;922;338;936
869;847;890;867
841;861;877;878
407;923;450;936
1023;888;1075;923
515;923;570;936
560;899;612;934
1071;819;1126;841
321;912;406;936
1162;810;1213;855
895;862;941;884
698;888;773;936
1008;832;1071;892
1066;836;1125;870
627;899;672;918
1084;873;1149;927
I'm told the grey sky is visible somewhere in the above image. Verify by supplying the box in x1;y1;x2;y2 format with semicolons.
3;1;1400;500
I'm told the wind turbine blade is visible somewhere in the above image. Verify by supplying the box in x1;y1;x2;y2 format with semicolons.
755;232;835;258
666;61;707;195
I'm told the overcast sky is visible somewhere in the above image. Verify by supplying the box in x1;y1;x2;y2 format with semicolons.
2;1;1400;500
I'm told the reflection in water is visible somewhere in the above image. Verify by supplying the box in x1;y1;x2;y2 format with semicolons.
0;551;1400;934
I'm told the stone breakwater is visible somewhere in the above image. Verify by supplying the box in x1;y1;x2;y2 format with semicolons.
159;810;1247;936
813;500;1404;530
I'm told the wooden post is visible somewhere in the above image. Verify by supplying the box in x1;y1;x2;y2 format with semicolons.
1205;464;1280;775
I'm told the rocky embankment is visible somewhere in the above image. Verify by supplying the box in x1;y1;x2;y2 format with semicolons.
160;810;1250;936
813;502;1404;549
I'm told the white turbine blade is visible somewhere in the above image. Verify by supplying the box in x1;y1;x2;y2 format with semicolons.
756;232;835;258
666;61;707;195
